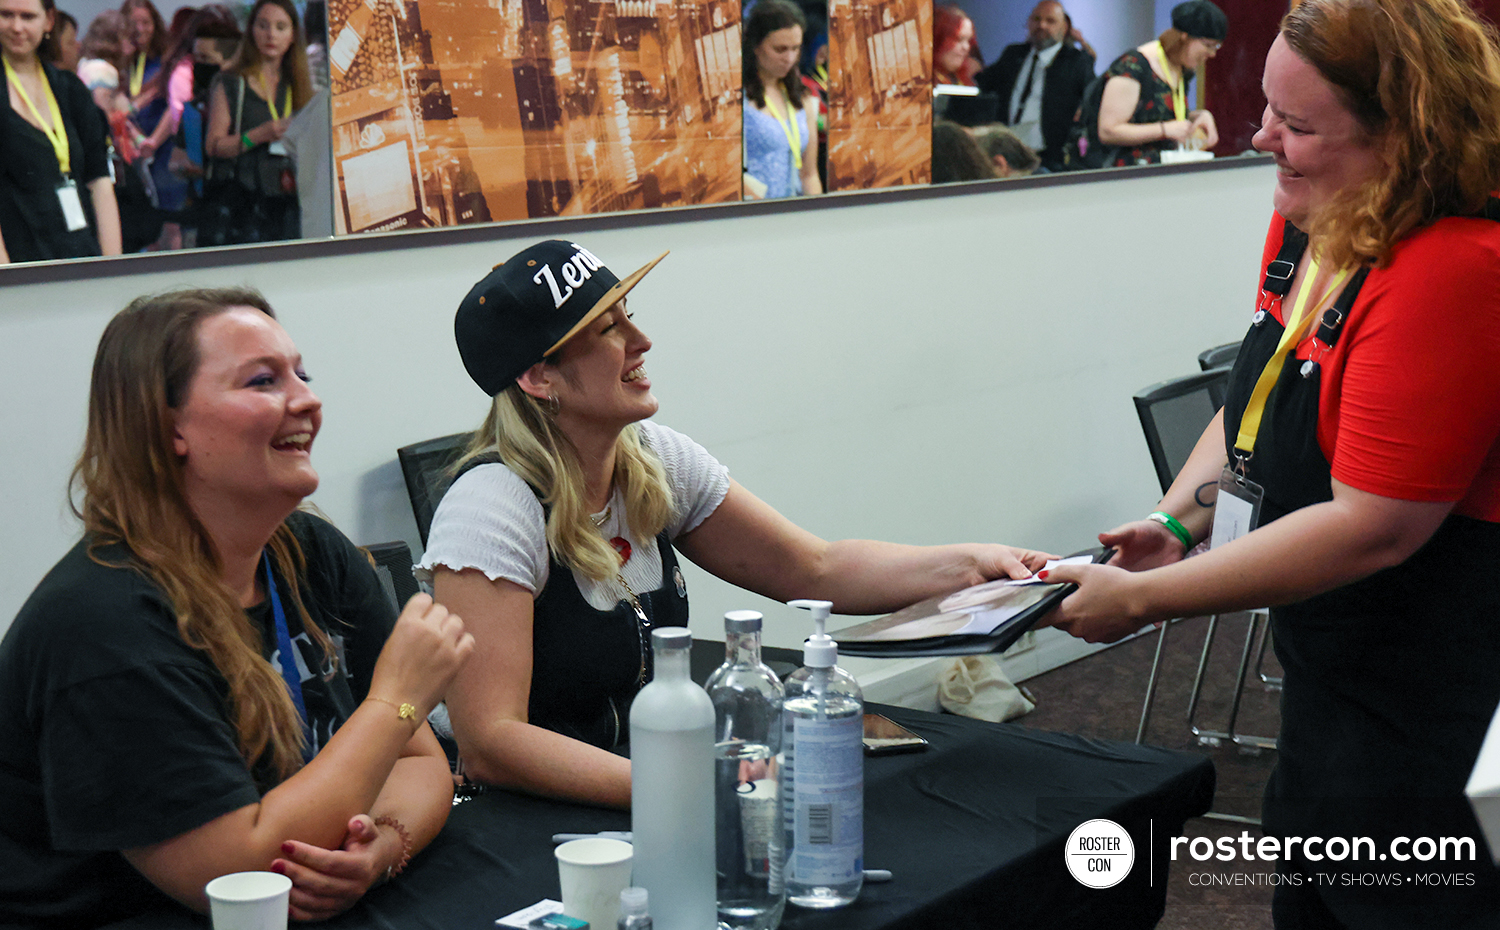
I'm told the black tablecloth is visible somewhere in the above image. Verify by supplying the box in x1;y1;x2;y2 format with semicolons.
105;705;1212;930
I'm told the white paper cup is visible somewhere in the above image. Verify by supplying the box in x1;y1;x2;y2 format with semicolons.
204;871;292;930
555;837;633;930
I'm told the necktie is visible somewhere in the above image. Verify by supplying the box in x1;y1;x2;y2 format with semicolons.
1013;51;1040;123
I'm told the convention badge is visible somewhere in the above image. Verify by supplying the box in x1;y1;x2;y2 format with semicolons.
1209;465;1262;550
56;181;87;232
268;140;288;156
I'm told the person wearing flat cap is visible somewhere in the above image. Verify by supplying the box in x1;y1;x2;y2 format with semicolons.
1096;0;1227;166
418;239;1051;807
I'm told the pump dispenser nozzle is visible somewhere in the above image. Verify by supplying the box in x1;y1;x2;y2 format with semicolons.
789;599;837;668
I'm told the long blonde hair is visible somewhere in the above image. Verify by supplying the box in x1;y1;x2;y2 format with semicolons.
457;385;673;583
1283;0;1500;268
70;288;333;782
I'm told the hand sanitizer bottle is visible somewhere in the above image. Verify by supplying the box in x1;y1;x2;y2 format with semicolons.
780;600;863;909
705;611;786;930
630;627;716;930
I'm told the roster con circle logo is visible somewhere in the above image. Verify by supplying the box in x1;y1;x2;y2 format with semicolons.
1065;819;1135;888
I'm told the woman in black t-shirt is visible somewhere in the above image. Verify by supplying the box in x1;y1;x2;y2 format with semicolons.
0;288;473;928
0;0;121;263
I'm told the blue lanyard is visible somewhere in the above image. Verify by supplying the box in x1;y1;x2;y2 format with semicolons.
263;552;313;759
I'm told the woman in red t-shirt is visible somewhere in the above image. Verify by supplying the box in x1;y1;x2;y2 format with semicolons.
1045;1;1500;925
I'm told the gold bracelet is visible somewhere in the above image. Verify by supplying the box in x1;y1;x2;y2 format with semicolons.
367;696;420;723
373;815;412;881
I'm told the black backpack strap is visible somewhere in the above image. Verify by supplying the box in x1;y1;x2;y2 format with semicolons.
1263;219;1308;297
1482;196;1500;222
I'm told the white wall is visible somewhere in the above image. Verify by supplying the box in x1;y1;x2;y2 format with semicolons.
0;161;1275;685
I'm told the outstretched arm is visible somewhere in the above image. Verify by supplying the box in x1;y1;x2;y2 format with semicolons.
675;479;1053;615
1043;479;1453;644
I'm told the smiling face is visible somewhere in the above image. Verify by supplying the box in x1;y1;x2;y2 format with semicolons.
251;2;295;63
0;0;47;62
936;17;972;76
172;307;322;518
1253;34;1384;230
543;300;657;437
755;24;802;83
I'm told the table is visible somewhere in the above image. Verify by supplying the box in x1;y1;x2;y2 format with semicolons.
107;704;1213;930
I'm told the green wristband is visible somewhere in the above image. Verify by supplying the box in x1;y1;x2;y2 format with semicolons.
242;132;254;151
1148;511;1194;552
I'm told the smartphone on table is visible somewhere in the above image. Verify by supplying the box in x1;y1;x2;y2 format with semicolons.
862;713;930;755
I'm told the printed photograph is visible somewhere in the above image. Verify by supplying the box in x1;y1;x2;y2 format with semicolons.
824;0;930;191
328;0;745;232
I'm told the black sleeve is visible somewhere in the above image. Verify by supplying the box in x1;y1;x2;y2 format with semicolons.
41;661;261;851
293;513;398;704
56;70;109;185
1072;47;1097;84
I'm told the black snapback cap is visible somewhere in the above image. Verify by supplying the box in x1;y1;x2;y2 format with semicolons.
454;240;667;396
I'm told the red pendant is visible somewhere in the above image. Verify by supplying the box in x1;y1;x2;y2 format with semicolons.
610;536;632;564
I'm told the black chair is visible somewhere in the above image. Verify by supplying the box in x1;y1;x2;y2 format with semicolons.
362;540;419;610
397;432;471;547
1197;340;1240;372
1132;368;1230;495
1131;372;1275;821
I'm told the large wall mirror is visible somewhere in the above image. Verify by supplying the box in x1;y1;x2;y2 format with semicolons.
22;0;1480;266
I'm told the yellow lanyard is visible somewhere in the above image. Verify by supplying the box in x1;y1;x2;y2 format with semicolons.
1150;40;1186;121
1233;257;1351;460
4;57;70;175
129;52;146;97
764;91;803;172
255;74;291;121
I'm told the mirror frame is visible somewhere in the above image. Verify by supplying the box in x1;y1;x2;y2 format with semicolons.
0;152;1270;284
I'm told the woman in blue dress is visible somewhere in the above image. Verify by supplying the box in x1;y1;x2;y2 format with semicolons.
742;0;820;200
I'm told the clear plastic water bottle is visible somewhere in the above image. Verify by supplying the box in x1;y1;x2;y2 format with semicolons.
617;886;652;930
630;628;716;930
781;600;863;909
705;610;786;930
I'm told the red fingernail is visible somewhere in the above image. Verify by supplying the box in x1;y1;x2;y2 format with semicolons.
1038;570;1050;580
281;841;294;855
271;860;286;874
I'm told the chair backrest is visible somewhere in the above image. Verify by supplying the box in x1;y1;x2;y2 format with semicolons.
362;540;419;610
1198;341;1240;372
396;432;472;547
1133;369;1230;494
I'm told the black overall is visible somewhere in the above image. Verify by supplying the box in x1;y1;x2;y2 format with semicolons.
460;456;689;751
1221;222;1500;928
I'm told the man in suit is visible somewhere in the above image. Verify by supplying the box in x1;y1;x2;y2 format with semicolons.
975;1;1096;172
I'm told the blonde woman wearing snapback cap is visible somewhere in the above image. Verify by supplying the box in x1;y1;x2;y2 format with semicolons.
419;239;1051;807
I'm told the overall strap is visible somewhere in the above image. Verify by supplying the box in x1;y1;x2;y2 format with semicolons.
1262;219;1309;297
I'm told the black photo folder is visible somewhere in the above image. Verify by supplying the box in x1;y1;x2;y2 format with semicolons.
833;548;1112;658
